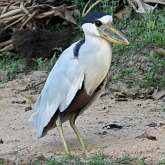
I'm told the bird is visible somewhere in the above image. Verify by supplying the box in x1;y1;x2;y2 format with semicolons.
29;11;129;154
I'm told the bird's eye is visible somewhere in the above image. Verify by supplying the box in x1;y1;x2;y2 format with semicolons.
94;20;102;27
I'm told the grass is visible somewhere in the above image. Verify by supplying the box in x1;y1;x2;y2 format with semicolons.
0;47;62;80
0;2;164;164
0;153;164;165
1;5;164;88
111;8;165;89
32;47;62;71
0;52;24;73
31;153;165;165
34;153;138;165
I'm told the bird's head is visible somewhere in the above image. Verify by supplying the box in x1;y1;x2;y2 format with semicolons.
81;12;129;45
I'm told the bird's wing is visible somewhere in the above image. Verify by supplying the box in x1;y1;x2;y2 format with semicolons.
29;43;84;137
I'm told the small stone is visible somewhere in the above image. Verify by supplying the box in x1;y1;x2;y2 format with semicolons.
0;138;4;144
25;106;32;112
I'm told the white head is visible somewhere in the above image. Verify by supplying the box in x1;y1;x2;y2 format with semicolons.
81;12;129;45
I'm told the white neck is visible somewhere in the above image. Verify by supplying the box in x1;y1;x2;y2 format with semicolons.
84;33;109;50
79;33;112;94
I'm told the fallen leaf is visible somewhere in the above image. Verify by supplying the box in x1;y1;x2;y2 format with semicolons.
136;87;156;99
130;0;157;13
154;48;165;57
110;82;135;98
152;90;165;100
136;131;157;140
54;4;76;24
115;93;128;101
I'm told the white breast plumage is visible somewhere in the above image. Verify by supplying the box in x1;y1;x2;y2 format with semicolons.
79;38;112;95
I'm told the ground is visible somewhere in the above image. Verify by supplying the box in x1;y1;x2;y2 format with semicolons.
0;72;165;165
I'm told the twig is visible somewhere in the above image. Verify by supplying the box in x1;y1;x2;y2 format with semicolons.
142;0;165;4
27;4;75;10
82;0;102;17
0;39;13;49
20;2;30;16
1;1;14;15
20;10;38;29
0;5;18;11
4;15;26;29
0;44;13;52
35;10;55;19
82;0;91;17
3;14;24;23
0;8;22;19
27;4;56;10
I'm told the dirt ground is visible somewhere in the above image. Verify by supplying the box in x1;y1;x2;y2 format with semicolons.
0;72;165;164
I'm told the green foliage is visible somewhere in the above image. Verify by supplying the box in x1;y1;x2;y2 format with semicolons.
32;153;149;165
33;47;62;72
100;0;119;13
0;159;4;165
138;156;147;165
45;155;81;165
89;152;109;165
112;8;165;89
158;159;165;165
33;54;56;72
0;52;24;78
70;0;119;15
0;47;62;78
1;2;165;90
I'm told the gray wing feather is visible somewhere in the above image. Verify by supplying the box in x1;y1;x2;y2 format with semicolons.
29;43;84;137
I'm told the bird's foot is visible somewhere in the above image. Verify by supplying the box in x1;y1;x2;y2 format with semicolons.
82;145;87;153
64;147;70;155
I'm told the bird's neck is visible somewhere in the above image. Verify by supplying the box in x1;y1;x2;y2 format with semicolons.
84;34;111;50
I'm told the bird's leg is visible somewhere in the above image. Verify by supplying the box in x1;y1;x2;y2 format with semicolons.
56;117;70;154
69;116;86;151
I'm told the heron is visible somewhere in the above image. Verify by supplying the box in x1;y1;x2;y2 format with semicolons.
29;11;129;154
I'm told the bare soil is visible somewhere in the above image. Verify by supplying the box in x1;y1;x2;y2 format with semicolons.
0;72;165;164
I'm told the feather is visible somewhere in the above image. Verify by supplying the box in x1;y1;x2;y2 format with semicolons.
29;42;84;137
29;36;112;138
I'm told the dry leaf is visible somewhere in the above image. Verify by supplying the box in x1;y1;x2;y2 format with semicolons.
136;131;157;140
152;90;165;100
110;82;135;97
154;48;165;57
131;0;157;13
54;4;76;24
136;87;156;99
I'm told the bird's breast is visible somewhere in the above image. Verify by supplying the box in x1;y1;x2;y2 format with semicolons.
80;42;112;95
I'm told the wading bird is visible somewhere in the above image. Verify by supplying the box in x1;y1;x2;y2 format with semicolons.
29;11;129;154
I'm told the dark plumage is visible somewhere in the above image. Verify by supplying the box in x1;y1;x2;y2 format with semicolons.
73;39;85;57
81;12;107;24
42;81;103;137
